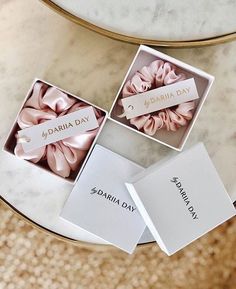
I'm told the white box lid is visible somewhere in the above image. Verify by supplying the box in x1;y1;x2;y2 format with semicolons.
60;144;146;254
126;143;235;255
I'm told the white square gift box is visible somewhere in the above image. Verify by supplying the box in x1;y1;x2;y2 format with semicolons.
3;78;107;183
109;45;214;151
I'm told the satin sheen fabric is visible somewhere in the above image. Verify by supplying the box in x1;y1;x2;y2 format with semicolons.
15;82;104;178
121;60;196;135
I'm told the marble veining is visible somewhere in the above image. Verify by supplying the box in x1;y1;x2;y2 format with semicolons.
0;0;235;245
53;0;236;41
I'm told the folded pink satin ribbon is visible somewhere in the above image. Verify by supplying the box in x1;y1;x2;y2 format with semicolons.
15;81;104;178
120;60;196;135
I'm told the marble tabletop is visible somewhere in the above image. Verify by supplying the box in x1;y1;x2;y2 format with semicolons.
52;0;236;41
0;0;235;246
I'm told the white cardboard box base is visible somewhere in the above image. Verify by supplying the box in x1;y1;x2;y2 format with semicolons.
110;45;214;151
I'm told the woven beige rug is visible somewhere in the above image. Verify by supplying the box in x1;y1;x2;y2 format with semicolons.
0;201;235;289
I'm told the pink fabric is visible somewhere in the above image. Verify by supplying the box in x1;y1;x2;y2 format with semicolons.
15;81;104;178
120;60;196;135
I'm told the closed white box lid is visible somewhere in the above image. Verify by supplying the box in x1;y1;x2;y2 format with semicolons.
126;143;235;255
60;144;146;254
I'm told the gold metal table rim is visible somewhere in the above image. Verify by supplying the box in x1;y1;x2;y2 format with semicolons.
0;196;154;249
41;0;236;48
5;0;234;249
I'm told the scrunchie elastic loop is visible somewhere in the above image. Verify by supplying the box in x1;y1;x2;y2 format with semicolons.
119;60;196;135
15;81;104;178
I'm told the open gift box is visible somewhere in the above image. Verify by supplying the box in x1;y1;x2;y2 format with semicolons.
109;45;214;151
3;79;107;183
1;46;235;255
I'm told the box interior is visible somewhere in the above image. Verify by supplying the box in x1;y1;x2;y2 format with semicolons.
110;49;211;150
3;80;107;182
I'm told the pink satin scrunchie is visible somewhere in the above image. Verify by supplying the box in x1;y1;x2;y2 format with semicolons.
15;81;104;178
120;60;196;136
